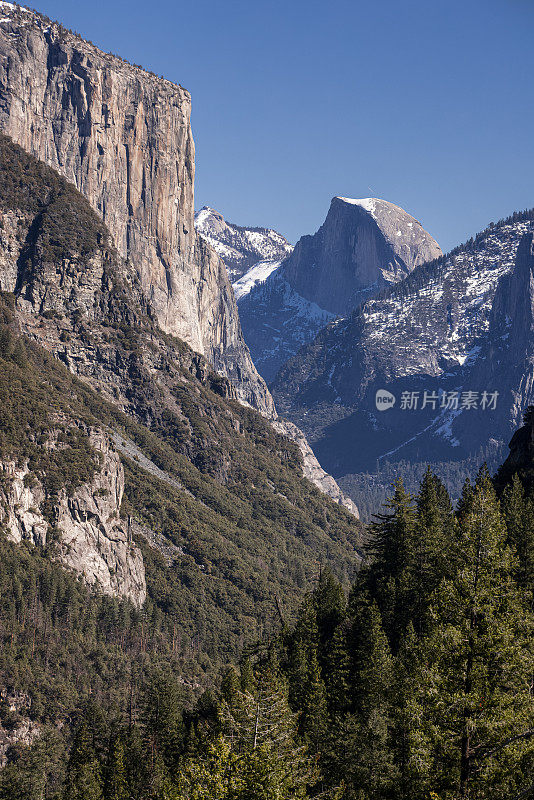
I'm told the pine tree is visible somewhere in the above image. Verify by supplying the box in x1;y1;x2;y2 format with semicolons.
334;601;397;799
312;567;347;669
409;469;456;635
221;664;318;797
391;623;432;800
141;671;184;775
174;736;241;800
324;622;350;718
287;596;328;751
365;478;417;648
421;474;534;799
102;736;129;800
502;474;534;596
63;720;104;800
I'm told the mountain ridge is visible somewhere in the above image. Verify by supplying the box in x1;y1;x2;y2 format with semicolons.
195;205;292;284
271;207;534;509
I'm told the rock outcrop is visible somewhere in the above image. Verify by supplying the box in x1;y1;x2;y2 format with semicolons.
0;429;146;606
195;206;292;282
236;196;441;382
0;692;40;767
283;196;442;315
273;420;359;517
0;5;273;415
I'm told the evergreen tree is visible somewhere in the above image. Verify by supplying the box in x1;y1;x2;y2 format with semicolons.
391;623;431;800
312;567;347;669
287;597;328;751
323;622;350;719
141;671;184;775
365;479;417;648
421;474;534;799
332;600;397;799
221;664;318;797
63;720;104;800
502;474;534;596
174;736;241;800
409;468;456;635
103;735;129;800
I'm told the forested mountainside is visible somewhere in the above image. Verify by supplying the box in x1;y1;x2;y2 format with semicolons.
0;2;273;414
0;128;364;762
0;134;530;800
194;206;292;284
272;209;534;513
236;196;441;381
0;3;364;514
2;415;531;799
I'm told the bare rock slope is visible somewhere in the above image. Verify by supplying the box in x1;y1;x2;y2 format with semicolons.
0;429;146;606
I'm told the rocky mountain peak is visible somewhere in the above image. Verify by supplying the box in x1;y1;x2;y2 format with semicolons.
283;195;442;316
233;195;441;383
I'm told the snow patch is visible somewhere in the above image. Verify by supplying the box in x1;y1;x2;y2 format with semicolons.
0;2;28;12
336;197;376;215
233;260;283;300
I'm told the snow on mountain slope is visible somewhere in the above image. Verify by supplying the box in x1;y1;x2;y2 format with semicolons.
238;271;335;381
272;209;534;479
194;206;292;282
358;217;531;380
237;195;441;382
232;259;284;300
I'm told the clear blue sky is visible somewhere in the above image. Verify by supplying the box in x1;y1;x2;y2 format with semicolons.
34;0;534;252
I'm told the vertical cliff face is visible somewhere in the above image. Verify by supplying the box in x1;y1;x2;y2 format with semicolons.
0;5;273;415
0;429;146;606
283;196;442;315
461;232;534;438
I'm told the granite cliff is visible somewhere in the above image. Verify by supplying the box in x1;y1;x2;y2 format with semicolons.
236;196;441;381
0;428;146;605
283;196;442;315
0;3;273;414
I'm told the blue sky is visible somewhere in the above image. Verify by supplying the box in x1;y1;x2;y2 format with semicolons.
35;0;534;252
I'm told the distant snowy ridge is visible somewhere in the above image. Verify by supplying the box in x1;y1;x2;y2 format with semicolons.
194;206;292;284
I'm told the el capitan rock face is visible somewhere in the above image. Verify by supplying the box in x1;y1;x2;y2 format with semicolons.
0;5;273;415
234;196;441;381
